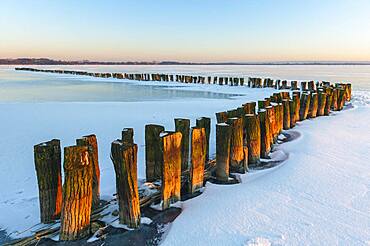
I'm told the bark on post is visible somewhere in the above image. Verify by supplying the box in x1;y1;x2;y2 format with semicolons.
244;114;261;165
34;139;62;224
190;127;206;193
293;94;300;123
317;92;327;116
216;111;228;123
145;124;165;182
282;100;291;130
289;100;297;128
216;123;231;181
60;146;93;241
258;110;271;158
324;92;333;116
111;140;140;228
227;117;246;173
338;89;346;110
76;135;100;209
331;88;338;111
174;118;190;173
161;132;182;210
196;117;211;161
299;93;311;121
308;93;318;118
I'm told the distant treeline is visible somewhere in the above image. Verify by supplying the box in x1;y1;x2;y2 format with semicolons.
2;58;370;65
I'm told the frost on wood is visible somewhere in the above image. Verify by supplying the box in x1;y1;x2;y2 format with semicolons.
76;134;100;209
111;140;141;228
34;139;62;224
60;145;93;241
190;127;206;193
145;124;165;182
161;131;182;210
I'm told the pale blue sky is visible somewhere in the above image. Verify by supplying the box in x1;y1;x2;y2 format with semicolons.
1;0;370;62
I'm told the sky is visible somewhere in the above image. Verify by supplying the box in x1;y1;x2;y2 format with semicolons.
1;0;370;62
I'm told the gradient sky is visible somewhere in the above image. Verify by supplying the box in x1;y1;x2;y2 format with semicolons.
1;0;370;62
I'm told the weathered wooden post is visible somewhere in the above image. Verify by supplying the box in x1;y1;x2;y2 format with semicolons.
331;88;338;111
346;83;352;101
259;110;271;158
282;99;291;130
196;117;211;161
190;127;206;194
122;128;134;144
145;124;165;182
317;91;327;116
291;81;298;90
266;106;276;143
338;89;346;110
174;118;190;173
216;111;228;123
60;146;93;241
308;93;318;118
301;82;308;91
111;139;140;228
292;94;300;123
34;139;62;224
216;123;231;181
299;93;311;121
161;132;182;209
227;117;246;173
324;91;333;116
243;102;256;115
244;114;261;165
76;135;100;209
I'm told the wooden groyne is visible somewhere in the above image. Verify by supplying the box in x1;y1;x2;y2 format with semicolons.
9;68;352;244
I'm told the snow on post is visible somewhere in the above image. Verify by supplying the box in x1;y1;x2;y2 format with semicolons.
76;134;100;209
60;145;93;241
111;139;141;229
145;124;165;182
34;139;62;224
161;131;182;210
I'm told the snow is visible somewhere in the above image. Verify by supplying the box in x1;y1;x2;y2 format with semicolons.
161;99;370;246
0;65;369;244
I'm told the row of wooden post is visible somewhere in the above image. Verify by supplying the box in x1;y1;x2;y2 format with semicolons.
16;67;351;94
33;80;352;241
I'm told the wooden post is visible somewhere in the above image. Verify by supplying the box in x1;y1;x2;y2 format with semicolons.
216;111;228;123
190;127;206;193
299;93;311;121
293;94;300;124
34;139;62;224
145;124;165;182
243;102;256;115
216;123;231;181
60;146;93;241
308;93;318;118
275;104;283;135
161;132;182;210
196;117;211;161
324;91;333;116
338;89;346;110
346;83;352;101
174;118;190;173
282;99;291;130
331;88;338;111
317;92;327;116
76;135;100;209
111;140;140;228
266;106;276;143
258;110;271;158
227;117;246;173
244;114;261;165
122;128;134;145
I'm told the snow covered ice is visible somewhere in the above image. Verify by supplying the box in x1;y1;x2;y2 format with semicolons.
0;65;369;245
